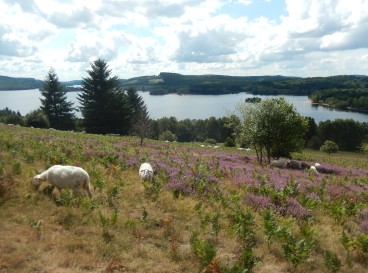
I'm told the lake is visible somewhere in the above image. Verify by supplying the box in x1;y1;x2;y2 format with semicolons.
0;89;367;124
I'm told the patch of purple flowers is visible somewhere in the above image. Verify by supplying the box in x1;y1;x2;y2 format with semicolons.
360;221;368;234
276;197;311;219
244;193;273;210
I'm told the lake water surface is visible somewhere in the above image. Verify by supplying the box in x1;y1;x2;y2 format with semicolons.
0;89;367;124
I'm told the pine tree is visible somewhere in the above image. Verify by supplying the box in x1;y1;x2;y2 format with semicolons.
40;68;75;130
126;87;148;131
78;59;131;134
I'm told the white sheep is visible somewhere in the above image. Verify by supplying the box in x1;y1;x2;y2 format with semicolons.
139;162;154;183
310;166;319;174
33;165;92;198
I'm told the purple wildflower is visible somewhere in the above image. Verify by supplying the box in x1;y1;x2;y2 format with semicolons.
244;193;273;210
277;198;311;219
360;220;368;234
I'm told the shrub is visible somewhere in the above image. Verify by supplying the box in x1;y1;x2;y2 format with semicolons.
2;114;24;125
204;138;217;145
190;232;217;266
320;140;339;155
224;136;236;147
324;250;342;273
159;130;177;142
25;109;50;128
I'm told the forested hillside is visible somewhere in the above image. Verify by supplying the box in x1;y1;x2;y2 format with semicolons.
0;75;43;90
120;73;368;96
2;73;368;111
0;76;82;91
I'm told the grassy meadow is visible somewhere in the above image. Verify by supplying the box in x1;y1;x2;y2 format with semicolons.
0;123;367;273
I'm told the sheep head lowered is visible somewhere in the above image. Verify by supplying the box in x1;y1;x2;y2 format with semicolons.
33;165;92;198
139;163;154;183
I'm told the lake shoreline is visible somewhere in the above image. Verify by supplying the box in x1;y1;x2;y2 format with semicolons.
312;102;368;115
1;89;368;123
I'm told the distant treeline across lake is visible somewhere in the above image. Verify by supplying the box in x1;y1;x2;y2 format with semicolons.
0;89;367;124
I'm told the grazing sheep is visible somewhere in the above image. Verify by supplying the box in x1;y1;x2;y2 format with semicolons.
286;160;302;170
310;166;319;174
314;164;338;174
139;163;154;183
33;165;92;198
268;159;287;168
301;162;311;170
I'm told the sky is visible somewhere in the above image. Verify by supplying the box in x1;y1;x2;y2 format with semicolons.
1;0;368;81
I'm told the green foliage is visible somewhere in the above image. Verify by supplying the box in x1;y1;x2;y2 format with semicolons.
78;58;131;134
119;73;368;98
201;213;222;239
324;250;342;273
0;75;43;90
328;200;347;223
236;97;308;164
310;88;368;111
230;210;260;272
204;138;217;145
0;108;24;125
190;231;217;266
158;130;177;142
320;140;339;155
224;136;236;147
25;109;50;128
318;119;366;151
98;209;118;240
11;161;21;175
55;189;74;207
40;68;76;130
107;184;120;207
357;234;368;253
262;208;287;247
282;235;314;271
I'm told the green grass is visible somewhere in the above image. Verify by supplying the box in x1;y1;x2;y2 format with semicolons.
0;123;367;273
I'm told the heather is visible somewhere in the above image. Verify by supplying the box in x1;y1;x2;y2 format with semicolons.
0;123;367;272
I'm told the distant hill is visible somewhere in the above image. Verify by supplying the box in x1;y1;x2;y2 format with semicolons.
0;76;83;91
120;72;368;96
1;73;368;97
0;75;43;90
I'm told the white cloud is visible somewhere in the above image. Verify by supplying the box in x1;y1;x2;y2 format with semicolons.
0;0;368;80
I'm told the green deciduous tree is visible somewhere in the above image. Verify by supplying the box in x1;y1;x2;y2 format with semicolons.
40;68;75;130
236;97;308;164
320;140;339;155
78;59;131;134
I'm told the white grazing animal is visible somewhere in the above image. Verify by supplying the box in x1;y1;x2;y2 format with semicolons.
139;163;154;183
310;166;319;174
33;165;92;198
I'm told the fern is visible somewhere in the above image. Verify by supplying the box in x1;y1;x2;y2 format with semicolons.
324;250;342;273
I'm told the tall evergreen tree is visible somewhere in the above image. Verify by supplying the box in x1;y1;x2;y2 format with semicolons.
126;87;147;130
78;59;131;134
40;68;75;130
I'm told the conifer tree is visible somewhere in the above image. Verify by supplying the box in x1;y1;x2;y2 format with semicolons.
126;87;148;129
40;68;75;130
78;59;131;134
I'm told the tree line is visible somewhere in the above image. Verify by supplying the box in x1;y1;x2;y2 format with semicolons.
1;58;367;155
310;88;368;111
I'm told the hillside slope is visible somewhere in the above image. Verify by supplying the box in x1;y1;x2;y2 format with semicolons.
1;124;367;272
